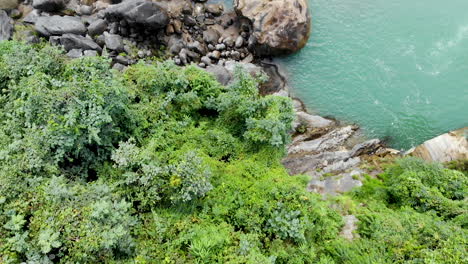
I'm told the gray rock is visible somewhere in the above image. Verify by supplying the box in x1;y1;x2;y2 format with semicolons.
35;16;87;37
222;36;234;47
104;32;124;52
203;29;219;44
184;15;196;26
114;55;130;65
187;40;205;54
60;34;102;52
168;35;184;54
205;64;231;85
112;62;126;71
80;5;93;16
201;56;211;65
104;0;169;30
288;126;357;154
49;36;61;45
296;111;334;129
83;50;98;57
33;0;66;12
340;215;359;241
87;19;107;37
349;139;381;157
215;43;226;51
235;0;310;55
23;9;40;24
205;4;223;16
26;35;40;44
230;50;240;60
67;49;83;58
95;34;105;47
235;36;244;48
0;10;13;41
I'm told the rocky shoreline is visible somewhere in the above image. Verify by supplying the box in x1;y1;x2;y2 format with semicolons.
1;0;465;198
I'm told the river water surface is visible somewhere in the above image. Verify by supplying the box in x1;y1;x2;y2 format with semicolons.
276;0;468;149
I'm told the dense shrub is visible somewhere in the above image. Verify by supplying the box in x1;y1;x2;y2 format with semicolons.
0;41;466;264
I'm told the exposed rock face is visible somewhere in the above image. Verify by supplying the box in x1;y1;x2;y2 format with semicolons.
33;0;67;12
235;0;311;56
408;127;468;162
104;0;169;30
0;0;18;10
0;10;13;41
35;16;86;36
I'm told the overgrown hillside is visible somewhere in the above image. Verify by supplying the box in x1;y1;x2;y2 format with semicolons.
0;42;466;263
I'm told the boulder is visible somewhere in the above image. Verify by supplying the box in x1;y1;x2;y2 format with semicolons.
59;33;102;52
104;0;169;30
104;32;123;51
0;0;18;10
87;18;107;36
35;16;87;37
32;0;67;12
234;0;311;56
0;10;13;41
408;127;468;162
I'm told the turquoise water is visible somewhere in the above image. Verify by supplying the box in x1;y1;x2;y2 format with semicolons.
276;0;468;149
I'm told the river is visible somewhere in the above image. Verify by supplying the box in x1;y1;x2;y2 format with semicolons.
276;0;468;149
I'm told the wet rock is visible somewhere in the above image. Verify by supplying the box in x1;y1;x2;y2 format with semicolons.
33;0;66;12
35;16;87;37
104;0;169;30
87;19;107;36
60;33;102;52
67;48;83;58
235;0;311;55
104;32;124;52
407;127;468;162
0;10;13;41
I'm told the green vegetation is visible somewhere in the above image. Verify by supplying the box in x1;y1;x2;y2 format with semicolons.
0;42;466;263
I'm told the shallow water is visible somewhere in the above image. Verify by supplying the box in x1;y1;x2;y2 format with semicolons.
275;0;468;149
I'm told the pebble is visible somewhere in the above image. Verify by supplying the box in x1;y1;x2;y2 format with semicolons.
235;36;244;48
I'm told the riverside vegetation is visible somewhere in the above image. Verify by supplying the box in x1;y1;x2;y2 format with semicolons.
0;42;467;263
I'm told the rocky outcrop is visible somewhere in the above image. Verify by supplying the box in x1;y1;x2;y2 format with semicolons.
0;10;13;41
407;127;468;162
235;0;311;56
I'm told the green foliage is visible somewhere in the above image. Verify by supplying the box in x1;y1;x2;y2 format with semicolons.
1;41;466;264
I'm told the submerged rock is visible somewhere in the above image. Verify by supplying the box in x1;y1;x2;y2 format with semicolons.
235;0;311;56
408;127;468;162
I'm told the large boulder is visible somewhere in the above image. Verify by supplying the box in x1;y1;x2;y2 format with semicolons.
0;10;13;41
104;0;169;30
408;127;468;162
35;16;86;37
33;0;67;12
59;33;102;52
235;0;311;56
